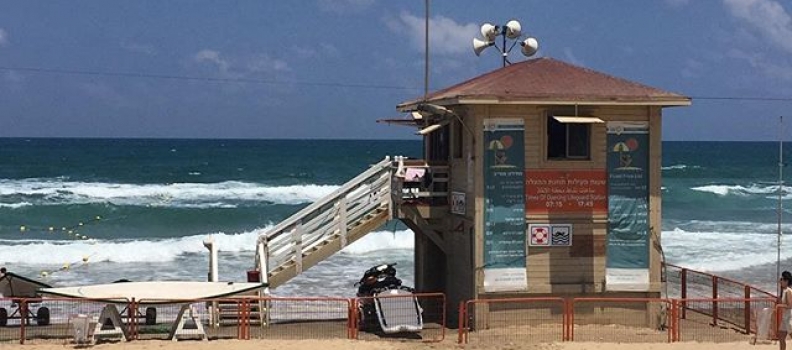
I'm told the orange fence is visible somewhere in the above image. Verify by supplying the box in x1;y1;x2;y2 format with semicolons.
352;292;445;342
458;298;566;345
250;297;352;340
0;294;438;344
0;287;782;345
677;298;775;343
570;298;672;343
457;297;776;345
664;263;776;335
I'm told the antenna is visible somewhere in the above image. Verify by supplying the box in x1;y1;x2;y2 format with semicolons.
423;0;430;101
779;115;785;298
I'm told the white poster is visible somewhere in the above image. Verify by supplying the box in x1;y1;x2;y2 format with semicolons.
605;268;650;292
483;268;528;293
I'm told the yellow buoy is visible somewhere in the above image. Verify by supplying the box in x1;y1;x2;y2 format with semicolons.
19;225;26;232
95;216;102;220
78;222;84;226
40;271;48;278
49;227;55;232
82;256;89;263
68;230;74;234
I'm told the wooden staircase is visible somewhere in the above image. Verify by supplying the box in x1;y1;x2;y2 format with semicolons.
255;157;395;289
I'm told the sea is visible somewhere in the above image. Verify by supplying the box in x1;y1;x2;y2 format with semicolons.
0;139;788;296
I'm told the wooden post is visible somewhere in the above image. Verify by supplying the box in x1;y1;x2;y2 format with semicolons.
680;268;687;319
293;222;303;274
338;198;348;248
128;299;137;340
712;276;719;326
744;286;751;334
19;300;26;345
672;299;680;342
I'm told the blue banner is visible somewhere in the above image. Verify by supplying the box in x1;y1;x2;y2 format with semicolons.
606;123;650;291
483;119;526;292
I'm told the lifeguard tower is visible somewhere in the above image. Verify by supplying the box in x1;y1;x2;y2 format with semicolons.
253;57;690;325
394;56;690;303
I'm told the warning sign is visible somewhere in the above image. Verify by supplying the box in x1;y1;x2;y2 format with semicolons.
529;225;550;246
551;225;572;246
528;224;573;247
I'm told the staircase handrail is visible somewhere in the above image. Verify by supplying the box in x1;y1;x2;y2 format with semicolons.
257;156;392;244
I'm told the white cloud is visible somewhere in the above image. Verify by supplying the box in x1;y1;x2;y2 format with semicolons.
290;43;340;60
723;0;792;54
247;54;289;73
194;49;231;73
191;49;290;81
317;0;374;14
0;28;8;47
386;11;479;56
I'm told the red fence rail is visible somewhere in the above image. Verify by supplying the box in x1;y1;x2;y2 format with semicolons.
249;296;352;340
664;263;776;336
459;297;566;345
570;298;672;343
0;270;782;347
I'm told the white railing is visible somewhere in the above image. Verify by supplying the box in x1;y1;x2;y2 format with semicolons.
255;157;394;286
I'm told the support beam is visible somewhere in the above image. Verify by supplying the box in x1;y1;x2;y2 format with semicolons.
399;205;447;254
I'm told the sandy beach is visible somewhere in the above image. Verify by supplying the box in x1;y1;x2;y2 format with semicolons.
0;339;778;350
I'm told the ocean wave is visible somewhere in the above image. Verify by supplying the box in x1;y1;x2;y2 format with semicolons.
663;228;792;272
690;184;791;197
666;219;792;234
662;164;702;170
0;228;414;266
0;202;32;209
0;179;339;207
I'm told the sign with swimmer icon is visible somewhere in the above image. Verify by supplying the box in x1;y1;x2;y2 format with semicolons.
482;119;527;293
606;122;650;292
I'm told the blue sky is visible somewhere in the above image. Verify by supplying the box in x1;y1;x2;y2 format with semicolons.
0;0;790;140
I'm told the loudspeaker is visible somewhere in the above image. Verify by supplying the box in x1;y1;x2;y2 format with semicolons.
473;38;494;56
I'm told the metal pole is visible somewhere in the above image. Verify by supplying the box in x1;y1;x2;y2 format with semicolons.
502;27;507;67
779;116;784;298
424;0;429;101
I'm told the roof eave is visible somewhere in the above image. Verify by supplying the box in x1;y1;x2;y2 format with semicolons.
398;97;691;111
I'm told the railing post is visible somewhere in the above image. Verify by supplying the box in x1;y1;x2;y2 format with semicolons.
680;268;687;319
129;298;137;340
293;222;303;274
564;299;569;342
712;276;719;326
457;301;465;344
745;286;752;334
19;299;26;345
672;299;680;342
569;299;575;342
245;299;251;340
237;299;243;340
338;198;348;248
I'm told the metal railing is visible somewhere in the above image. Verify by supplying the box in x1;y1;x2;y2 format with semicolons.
664;263;776;334
459;297;566;345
